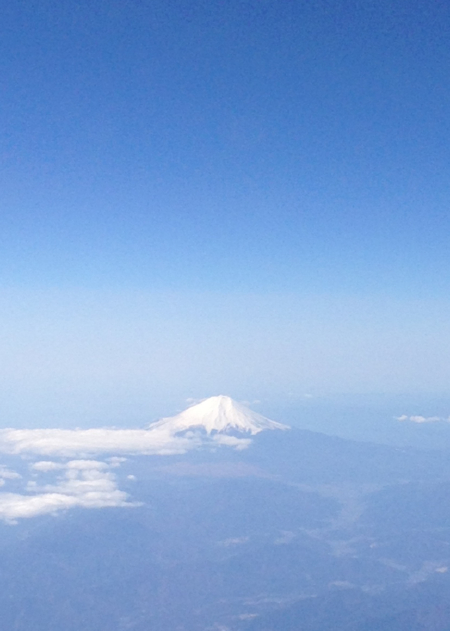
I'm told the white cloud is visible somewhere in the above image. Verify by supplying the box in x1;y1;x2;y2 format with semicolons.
31;461;63;472
0;492;80;521
108;456;127;467
31;459;108;472
0;413;258;522
66;459;109;470
0;409;260;522
0;465;21;480
0;459;136;523
212;434;252;450
396;414;450;423
0;423;253;458
0;427;199;458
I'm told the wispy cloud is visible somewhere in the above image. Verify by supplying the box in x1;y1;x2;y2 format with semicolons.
0;465;21;486
396;415;450;424
212;434;252;450
219;536;249;547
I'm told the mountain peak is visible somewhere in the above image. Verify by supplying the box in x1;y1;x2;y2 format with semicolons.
149;395;289;435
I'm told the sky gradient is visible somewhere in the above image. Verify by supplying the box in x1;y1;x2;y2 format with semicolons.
1;0;450;426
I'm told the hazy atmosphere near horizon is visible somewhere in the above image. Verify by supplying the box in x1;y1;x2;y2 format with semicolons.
4;4;450;631
2;0;450;428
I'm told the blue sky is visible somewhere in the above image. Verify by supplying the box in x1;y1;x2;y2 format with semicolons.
1;0;450;426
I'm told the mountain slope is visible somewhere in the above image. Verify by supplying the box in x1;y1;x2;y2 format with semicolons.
149;395;289;435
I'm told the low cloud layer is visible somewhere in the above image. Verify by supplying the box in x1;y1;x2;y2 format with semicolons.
0;426;251;458
0;427;198;457
0;424;254;522
396;415;450;424
0;459;135;523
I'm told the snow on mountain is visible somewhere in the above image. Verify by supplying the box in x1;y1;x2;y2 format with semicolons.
149;395;289;435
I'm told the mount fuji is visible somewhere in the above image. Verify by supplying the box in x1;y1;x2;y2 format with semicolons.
4;398;450;631
148;395;289;435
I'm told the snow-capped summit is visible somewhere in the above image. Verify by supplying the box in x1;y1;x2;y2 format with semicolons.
149;395;289;435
